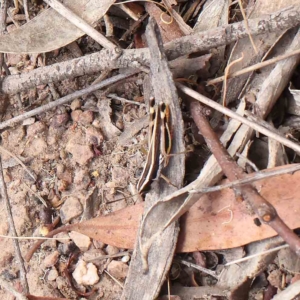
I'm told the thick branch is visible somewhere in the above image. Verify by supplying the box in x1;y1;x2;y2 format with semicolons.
2;5;300;94
190;100;300;257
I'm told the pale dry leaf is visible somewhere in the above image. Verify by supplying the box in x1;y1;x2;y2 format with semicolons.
50;167;300;252
0;0;115;54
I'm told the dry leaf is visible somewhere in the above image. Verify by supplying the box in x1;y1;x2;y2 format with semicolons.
59;167;300;252
0;0;115;54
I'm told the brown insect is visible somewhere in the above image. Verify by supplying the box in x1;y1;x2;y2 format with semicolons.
137;98;172;193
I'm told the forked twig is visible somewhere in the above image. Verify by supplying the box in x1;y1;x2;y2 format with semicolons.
190;100;300;258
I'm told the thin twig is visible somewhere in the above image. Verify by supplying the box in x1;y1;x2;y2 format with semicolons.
190;164;300;194
177;258;219;279
104;270;124;288
190;100;300;258
23;0;30;22
238;0;257;54
0;234;69;240
22;183;47;207
0;0;8;72
107;93;146;106
118;3;139;21
177;83;300;154
225;244;288;266
0;277;28;300
0;145;36;181
44;0;116;50
208;48;300;85
0;70;139;130
0;157;29;293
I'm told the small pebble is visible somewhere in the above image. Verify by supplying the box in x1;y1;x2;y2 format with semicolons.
42;251;60;269
48;268;59;281
106;245;119;256
121;255;130;263
60;196;83;224
69;231;91;251
107;260;129;279
70;99;82;111
72;259;99;286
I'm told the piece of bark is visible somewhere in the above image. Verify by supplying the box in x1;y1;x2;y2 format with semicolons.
121;18;185;300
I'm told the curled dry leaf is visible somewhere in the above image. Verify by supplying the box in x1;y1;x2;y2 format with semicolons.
26;166;300;260
0;0;115;54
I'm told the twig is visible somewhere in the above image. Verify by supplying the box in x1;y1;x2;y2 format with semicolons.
176;259;219;279
225;244;288;266
103;14;114;37
177;83;300;154
208;48;300;85
0;277;28;300
0;70;139;130
107;93;146;106
190;100;300;258
0;145;36;181
0;0;8;72
23;0;30;22
104;270;124;288
118;3;139;21
0;234;69;240
22;183;47;207
0;157;29;293
238;0;257;54
190;164;300;194
2;5;300;94
43;0;116;50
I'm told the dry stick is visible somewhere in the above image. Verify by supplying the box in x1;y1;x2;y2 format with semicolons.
23;0;29;22
43;0;116;50
190;164;300;194
0;0;8;72
0;277;28;300
2;5;300;94
177;83;300;154
208;48;300;85
0;70;139;130
224;244;289;266
0;157;29;293
238;0;257;54
190;101;300;257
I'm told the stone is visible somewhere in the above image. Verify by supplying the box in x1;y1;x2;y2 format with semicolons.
26;121;45;137
27;138;47;157
69;231;91;251
267;269;282;288
72;260;99;286
74;169;91;190
66;140;94;165
60;196;83;224
48;268;59;281
106;245;119;256
71;110;94;124
107;260;129;279
51;113;69;128
70;99;82;111
86;127;104;145
42;251;60;269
